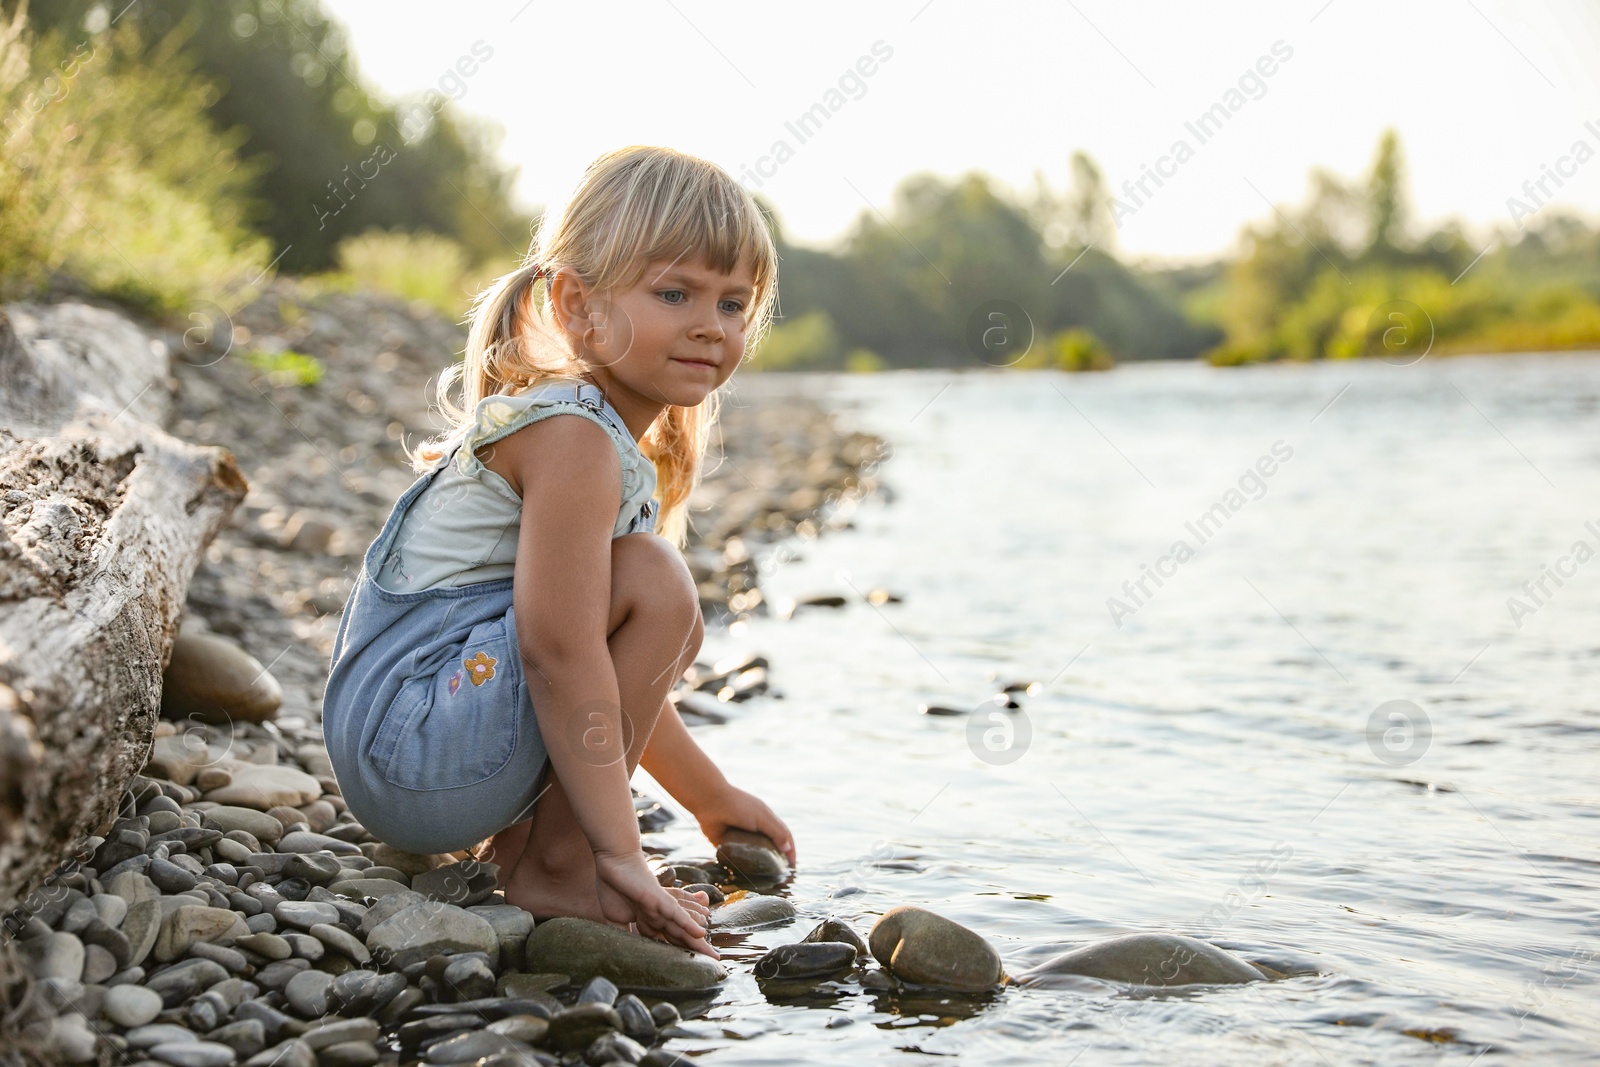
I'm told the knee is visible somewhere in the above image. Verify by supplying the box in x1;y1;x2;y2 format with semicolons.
610;533;700;629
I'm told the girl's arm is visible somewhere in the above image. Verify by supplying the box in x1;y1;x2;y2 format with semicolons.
642;698;798;868
507;414;710;952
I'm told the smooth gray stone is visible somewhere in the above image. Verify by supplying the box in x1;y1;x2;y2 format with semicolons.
282;854;342;885
274;901;339;931
201;807;284;845
318;1041;378;1067
148;1039;235;1067
707;893;796;931
91;893;130;929
103;984;163;1027
355;890;426;938
300;1017;380;1050
45;1013;97;1064
284;969;335;1017
309;922;370;964
422;1029;523;1063
466;904;535;963
207;1018;266;1058
235;932;291;960
543;1003;623;1053
365;902;498;971
277;832;360;856
440;955;495;1002
576;975;617;1006
243;1039;315;1067
1015;933;1265;987
20;931;85;981
126;1023;199;1049
145;958;229;1008
122;900;161;968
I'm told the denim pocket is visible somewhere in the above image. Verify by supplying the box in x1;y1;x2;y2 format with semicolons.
370;615;521;791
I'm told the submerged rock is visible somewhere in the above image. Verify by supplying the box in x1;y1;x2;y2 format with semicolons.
1015;933;1265;987
707;892;796;930
522;916;726;992
869;906;1004;992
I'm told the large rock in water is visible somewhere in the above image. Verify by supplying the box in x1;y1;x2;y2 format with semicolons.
522;917;727;993
869;906;1004;992
1015;933;1265;987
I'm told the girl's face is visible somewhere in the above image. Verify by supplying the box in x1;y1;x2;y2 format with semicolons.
575;253;758;412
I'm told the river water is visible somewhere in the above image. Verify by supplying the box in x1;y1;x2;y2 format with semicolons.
637;354;1600;1066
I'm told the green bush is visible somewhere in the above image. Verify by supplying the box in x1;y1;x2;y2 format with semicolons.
314;228;499;319
0;7;272;316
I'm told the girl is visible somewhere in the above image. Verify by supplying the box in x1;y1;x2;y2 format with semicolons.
322;146;796;959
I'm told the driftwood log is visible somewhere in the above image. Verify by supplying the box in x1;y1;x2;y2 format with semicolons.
0;302;247;915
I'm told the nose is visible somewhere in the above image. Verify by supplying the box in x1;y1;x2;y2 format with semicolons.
688;303;725;344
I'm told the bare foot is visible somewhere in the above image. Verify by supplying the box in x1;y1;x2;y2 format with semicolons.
503;852;611;925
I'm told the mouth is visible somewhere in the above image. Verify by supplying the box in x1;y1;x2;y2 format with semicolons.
671;356;719;371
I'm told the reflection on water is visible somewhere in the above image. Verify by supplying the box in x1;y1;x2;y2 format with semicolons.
638;354;1600;1065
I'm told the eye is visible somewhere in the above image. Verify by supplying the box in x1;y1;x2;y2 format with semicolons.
720;299;746;315
658;289;687;305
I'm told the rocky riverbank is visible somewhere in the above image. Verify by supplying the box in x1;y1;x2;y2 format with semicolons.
0;277;903;1065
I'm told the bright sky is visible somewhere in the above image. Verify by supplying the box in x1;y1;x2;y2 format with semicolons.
323;0;1600;266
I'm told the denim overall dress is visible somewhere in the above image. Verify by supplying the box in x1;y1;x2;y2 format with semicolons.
321;378;659;855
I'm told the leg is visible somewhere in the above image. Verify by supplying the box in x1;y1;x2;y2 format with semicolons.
496;533;704;921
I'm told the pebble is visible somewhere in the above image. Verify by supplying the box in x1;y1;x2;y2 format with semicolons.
278;830;361;856
282;853;343;884
148;857;198;894
149;1040;237;1067
21;931;85;981
310;921;371;963
544;1003;624;1053
754;940;858;980
412;861;499;905
204;761;320;810
487;1014;549;1045
284;968;336;1017
715;828;790;885
707;892;797;930
440;954;496;1001
235;931;291;960
44;1013;97;1063
103;984;163;1027
201;805;285;845
243;1039;316;1067
159;629;283;724
153;905;247;963
365;901;499;971
319;1041;379;1067
127;1023;200;1049
122;899;162;967
523;917;726;991
802;917;868;956
274;900;340;930
869;906;1004;991
301;1018;380;1050
208;1019;267;1057
422;1030;523;1063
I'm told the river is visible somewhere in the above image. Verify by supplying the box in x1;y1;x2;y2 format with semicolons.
638;354;1600;1066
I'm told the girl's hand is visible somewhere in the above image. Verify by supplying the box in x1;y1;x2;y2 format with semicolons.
694;785;797;868
593;850;719;959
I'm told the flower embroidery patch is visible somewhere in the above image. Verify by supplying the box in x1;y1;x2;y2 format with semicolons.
463;651;497;686
447;669;463;696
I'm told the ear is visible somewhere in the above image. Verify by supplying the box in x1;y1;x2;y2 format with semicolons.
547;269;596;340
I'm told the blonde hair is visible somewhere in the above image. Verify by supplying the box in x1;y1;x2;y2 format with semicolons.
406;145;780;547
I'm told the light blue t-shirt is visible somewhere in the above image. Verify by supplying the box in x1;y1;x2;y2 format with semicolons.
374;377;659;593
